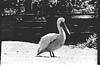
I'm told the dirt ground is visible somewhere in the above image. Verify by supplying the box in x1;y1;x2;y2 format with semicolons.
1;41;97;66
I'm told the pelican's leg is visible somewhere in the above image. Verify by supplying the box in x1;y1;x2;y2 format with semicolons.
49;51;55;57
49;51;52;57
51;51;55;57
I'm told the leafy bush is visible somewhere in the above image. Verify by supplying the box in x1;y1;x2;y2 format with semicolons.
76;33;98;49
85;33;97;49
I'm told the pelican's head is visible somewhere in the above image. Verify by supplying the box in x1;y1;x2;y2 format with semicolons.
57;17;71;35
57;17;65;24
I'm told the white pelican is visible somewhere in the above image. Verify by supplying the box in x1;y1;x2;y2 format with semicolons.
37;17;71;57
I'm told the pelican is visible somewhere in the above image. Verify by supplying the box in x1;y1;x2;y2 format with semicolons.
37;17;71;57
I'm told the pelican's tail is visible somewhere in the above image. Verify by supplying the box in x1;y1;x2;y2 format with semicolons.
37;48;47;56
37;51;43;55
37;48;44;55
37;47;40;53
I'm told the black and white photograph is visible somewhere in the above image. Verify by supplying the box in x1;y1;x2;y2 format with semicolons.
0;0;100;66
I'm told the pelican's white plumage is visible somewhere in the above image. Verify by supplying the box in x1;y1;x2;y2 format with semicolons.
37;17;70;57
38;33;59;52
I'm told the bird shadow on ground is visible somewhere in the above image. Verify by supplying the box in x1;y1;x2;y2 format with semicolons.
35;55;60;58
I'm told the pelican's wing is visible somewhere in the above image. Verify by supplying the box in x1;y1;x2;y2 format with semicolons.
38;33;59;52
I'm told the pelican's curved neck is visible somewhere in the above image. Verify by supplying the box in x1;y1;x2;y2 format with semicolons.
57;22;66;40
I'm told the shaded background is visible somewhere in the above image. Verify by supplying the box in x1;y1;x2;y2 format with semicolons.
1;0;99;44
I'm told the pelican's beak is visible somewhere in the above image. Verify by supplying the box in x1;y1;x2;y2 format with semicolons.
61;22;71;35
